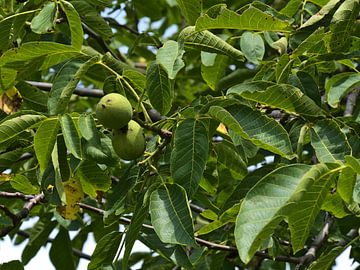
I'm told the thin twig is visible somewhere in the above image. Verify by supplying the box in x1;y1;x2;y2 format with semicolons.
344;87;359;116
0;193;45;237
26;81;104;98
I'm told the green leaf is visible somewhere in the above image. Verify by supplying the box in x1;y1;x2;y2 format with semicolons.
0;42;80;71
30;2;57;34
276;54;293;83
280;0;302;17
228;83;323;117
325;72;360;108
292;28;326;57
122;201;149;269
0;260;24;270
214;142;248;179
48;56;99;115
156;40;185;79
201;53;228;90
171;118;209;197
149;184;196;246
337;166;357;203
0;114;45;147
178;26;245;61
287;164;334;252
16;81;48;112
11;175;40;194
60;0;84;50
22;220;57;264
310;119;351;163
72;1;113;40
0;10;36;52
49;228;76;270
146;61;173;115
34;118;60;172
235;164;328;263
300;0;341;28
329;0;360;51
78;113;100;142
321;191;350;218
345;155;360;174
88;231;123;270
240;31;265;65
0;68;17;90
0;148;25;170
76;160;111;198
60;114;82;159
295;71;321;107
195;4;291;32
176;0;201;25
208;105;294;159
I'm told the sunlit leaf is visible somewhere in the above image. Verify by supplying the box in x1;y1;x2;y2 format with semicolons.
30;2;57;34
208;105;294;159
150;184;196;246
196;3;292;32
178;26;245;61
171;118;209;197
310;119;351;163
235;164;329;263
34;118;60;172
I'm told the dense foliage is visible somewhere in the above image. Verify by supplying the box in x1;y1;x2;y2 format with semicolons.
0;0;360;269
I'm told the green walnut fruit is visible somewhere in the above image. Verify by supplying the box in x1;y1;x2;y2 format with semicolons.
112;120;146;160
96;93;132;129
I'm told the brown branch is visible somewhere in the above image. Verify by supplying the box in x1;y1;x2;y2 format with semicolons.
0;193;45;237
344;87;359;116
0;191;35;201
26;81;104;98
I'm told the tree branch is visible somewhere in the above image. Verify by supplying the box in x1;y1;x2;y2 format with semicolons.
0;193;45;237
26;81;104;98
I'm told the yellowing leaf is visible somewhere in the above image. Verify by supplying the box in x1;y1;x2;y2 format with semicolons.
216;123;228;135
0;87;22;114
57;178;84;220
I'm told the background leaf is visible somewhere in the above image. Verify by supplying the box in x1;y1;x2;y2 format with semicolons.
88;231;122;270
240;31;265;65
49;228;76;270
176;0;201;25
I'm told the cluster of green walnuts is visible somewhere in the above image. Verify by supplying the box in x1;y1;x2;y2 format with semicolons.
96;93;146;160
